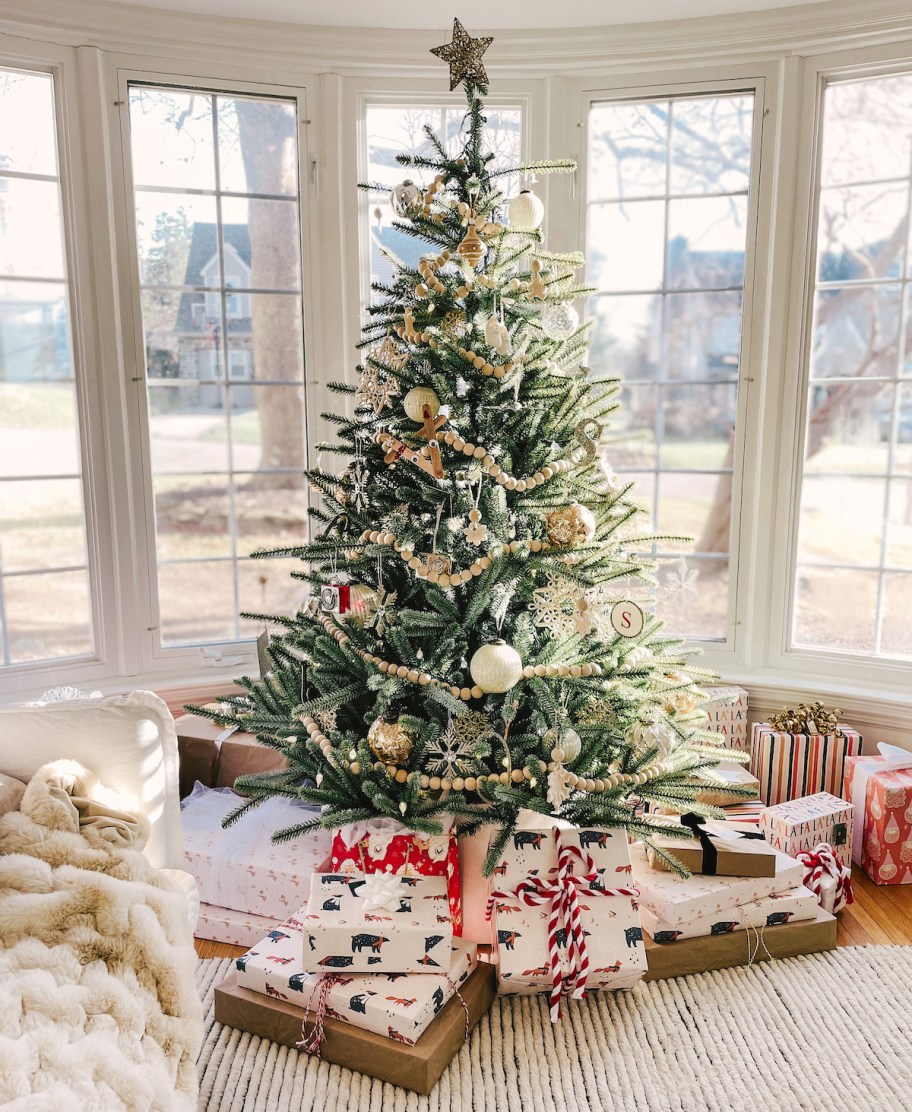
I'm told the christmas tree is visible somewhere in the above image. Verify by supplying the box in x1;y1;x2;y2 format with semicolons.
190;20;748;870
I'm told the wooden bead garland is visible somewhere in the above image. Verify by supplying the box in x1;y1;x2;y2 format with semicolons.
396;308;438;347
361;527;554;584
439;429;586;490
415;251;451;298
455;344;512;378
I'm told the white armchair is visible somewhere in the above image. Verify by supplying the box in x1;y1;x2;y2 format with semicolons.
0;689;198;926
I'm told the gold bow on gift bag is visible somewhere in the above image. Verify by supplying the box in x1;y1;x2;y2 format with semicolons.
768;701;844;739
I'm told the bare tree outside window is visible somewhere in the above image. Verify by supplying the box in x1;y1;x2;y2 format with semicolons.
128;86;308;647
793;73;912;660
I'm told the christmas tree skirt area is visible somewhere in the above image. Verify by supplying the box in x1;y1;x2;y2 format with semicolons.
196;947;912;1111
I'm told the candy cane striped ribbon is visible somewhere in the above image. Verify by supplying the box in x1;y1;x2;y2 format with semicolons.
297;973;341;1056
485;829;639;1022
796;842;854;913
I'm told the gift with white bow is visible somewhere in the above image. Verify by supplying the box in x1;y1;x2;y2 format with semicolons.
795;843;854;914
844;743;912;885
329;816;462;932
301;870;454;974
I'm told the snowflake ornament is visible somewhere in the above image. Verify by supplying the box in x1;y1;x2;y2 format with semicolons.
347;460;370;512
531;572;588;638
356;361;401;415
314;707;338;733
661;556;700;601
426;721;483;780
364;586;398;637
453;710;493;746
360;872;405;912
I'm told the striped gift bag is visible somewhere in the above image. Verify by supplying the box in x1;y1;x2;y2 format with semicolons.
750;723;862;806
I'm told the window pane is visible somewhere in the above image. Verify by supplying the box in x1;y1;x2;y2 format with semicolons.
587;90;755;643
364;102;522;292
129;84;309;649
0;68;93;668
793;72;912;660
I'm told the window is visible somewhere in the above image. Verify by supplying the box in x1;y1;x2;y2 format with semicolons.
0;66;94;667
792;71;912;662
363;101;523;297
126;84;309;649
585;91;756;642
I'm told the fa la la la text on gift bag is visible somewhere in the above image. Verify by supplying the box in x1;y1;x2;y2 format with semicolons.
484;815;643;1021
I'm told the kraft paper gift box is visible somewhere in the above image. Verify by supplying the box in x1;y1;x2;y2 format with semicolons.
760;791;854;870
646;816;779;877
639;884;819;942
486;810;647;998
330;816;462;934
693;764;763;808
843;744;912;885
303;872;454;974
236;913;476;1044
700;685;750;750
181;785;332;921
215;963;497;1095
750;722;862;806
631;842;803;927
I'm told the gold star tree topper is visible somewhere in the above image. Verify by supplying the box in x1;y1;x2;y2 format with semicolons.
430;18;493;91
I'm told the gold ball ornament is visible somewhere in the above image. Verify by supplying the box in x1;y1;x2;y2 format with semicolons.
469;640;523;694
403;386;441;423
367;716;415;764
507;189;545;230
543;726;582;762
545;503;596;547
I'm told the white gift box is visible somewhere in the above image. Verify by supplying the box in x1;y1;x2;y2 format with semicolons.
195;902;280;948
181;785;331;921
303;872;454;974
639;884;819;942
760;792;854;870
701;685;750;750
236;912;476;1045
487;811;647;996
631;842;803;927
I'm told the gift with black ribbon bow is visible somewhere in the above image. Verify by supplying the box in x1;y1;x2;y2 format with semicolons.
647;813;778;878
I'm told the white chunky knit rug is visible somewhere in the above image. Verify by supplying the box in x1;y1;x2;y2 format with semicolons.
196;947;912;1111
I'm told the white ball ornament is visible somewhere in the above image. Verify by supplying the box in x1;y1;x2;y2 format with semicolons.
543;726;582;762
403;386;440;423
469;640;523;694
508;189;545;230
541;302;580;340
390;179;422;219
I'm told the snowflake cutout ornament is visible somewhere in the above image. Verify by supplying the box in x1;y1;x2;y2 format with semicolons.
453;710;492;746
426;721;483;780
357;361;401;415
347;460;370;512
531;572;587;638
360;872;405;912
661;556;700;601
314;707;337;733
364;585;398;637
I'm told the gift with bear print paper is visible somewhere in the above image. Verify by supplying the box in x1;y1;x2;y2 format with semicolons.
639;884;820;942
302;871;454;974
484;810;647;1017
329;816;462;934
235;910;476;1045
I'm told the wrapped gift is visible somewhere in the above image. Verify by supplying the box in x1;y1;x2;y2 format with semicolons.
646;815;778;877
195;902;281;948
750;722;862;806
330;817;461;934
181;785;331;921
484;811;647;1019
794;843;854;913
718;800;766;824
700;685;749;750
215;963;497;1095
694;764;762;807
760;792;854;869
844;744;912;884
302;872;453;974
236;910;475;1044
631;842;803;927
640;883;819;942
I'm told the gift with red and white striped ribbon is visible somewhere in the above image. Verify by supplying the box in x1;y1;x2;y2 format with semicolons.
796;842;854;915
482;812;647;1017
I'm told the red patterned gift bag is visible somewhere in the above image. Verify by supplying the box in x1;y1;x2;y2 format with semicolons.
330;817;462;933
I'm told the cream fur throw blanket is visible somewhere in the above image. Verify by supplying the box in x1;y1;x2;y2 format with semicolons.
0;761;202;1111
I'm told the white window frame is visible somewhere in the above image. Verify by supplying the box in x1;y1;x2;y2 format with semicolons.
555;64;775;677
770;40;912;694
106;62;321;679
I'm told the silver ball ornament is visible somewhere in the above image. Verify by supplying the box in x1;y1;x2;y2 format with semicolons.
541;302;580;340
390;179;422;219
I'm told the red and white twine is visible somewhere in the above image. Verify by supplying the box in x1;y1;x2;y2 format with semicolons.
796;842;854;914
486;829;639;1022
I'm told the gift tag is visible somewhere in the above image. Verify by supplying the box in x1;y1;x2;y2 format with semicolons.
610;600;644;637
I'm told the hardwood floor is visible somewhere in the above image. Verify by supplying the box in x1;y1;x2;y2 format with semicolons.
194;866;912;961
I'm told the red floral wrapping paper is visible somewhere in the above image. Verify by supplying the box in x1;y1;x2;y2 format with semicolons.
330;818;462;934
843;748;912;885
